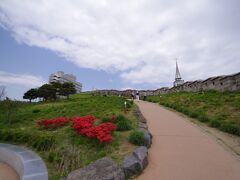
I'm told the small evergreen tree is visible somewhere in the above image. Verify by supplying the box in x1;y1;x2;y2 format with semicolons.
23;88;38;102
61;82;76;99
38;84;57;101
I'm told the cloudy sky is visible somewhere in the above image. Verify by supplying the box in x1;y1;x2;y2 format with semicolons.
0;0;240;99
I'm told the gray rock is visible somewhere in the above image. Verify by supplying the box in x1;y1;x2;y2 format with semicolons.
133;146;148;169
138;122;148;129
138;128;152;148
67;157;125;180
123;146;148;178
123;154;141;178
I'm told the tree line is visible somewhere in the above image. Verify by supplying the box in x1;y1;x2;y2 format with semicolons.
23;82;76;102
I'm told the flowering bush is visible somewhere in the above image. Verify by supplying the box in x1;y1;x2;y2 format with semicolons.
37;117;68;128
72;115;116;143
72;115;95;129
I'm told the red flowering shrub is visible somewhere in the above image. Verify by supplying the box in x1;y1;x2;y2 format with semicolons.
37;115;116;143
37;117;68;128
72;115;95;130
72;115;116;143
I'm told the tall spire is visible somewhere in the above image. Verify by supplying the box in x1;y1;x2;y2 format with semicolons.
175;59;182;80
173;58;184;87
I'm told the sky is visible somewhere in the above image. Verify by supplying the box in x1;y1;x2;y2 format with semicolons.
0;0;240;100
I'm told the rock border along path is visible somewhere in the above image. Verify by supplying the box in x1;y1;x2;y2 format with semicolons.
136;101;240;180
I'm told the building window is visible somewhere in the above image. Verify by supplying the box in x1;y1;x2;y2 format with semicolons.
220;82;223;86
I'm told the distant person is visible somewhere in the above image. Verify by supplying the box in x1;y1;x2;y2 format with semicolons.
136;91;140;101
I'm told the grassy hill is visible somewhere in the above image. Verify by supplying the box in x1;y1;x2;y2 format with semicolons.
0;93;137;179
147;91;240;136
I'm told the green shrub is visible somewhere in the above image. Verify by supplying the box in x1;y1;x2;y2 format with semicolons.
0;129;56;151
101;117;110;123
220;123;240;136
129;130;144;146
210;120;221;128
182;108;190;115
115;115;132;131
32;109;41;113
198;114;209;122
189;111;199;118
126;100;133;108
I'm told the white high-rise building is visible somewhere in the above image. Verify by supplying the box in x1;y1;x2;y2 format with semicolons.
49;71;82;93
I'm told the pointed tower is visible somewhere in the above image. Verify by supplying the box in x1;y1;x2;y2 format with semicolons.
173;59;184;87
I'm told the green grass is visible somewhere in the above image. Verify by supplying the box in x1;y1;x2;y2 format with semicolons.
0;93;137;179
147;91;240;136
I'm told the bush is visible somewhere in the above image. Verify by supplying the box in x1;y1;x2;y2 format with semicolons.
32;109;40;113
129;130;144;146
198;114;209;122
210;120;221;128
115;115;132;131
189;111;199;118
220;123;240;136
0;129;56;151
101;117;110;123
126;100;133;108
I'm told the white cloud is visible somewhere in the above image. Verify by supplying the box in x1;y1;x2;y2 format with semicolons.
0;0;240;86
0;71;45;87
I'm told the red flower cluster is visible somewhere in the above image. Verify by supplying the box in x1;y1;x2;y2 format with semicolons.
37;117;68;128
72;115;116;143
72;115;95;129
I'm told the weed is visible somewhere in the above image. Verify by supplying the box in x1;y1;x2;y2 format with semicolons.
129;130;144;146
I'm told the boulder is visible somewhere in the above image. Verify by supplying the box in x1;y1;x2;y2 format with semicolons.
138;122;148;129
67;157;125;180
123;154;141;178
123;146;148;178
133;146;148;169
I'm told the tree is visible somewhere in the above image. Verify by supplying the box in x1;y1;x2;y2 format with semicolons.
38;84;57;101
0;86;6;100
23;88;38;102
61;82;76;99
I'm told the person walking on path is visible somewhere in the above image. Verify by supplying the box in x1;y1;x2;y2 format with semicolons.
136;90;140;101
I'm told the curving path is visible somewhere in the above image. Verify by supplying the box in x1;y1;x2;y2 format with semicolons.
0;162;19;180
136;101;240;180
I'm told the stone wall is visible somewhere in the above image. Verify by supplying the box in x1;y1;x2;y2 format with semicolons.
93;72;240;96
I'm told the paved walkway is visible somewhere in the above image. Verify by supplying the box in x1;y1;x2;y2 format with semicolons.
0;162;19;180
136;101;240;180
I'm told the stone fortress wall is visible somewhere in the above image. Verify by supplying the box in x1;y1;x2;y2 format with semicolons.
94;72;240;96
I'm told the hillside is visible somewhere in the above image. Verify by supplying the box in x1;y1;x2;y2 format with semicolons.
0;93;137;179
147;91;240;136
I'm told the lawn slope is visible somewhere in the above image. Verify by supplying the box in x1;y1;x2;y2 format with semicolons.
147;91;240;136
0;93;137;179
